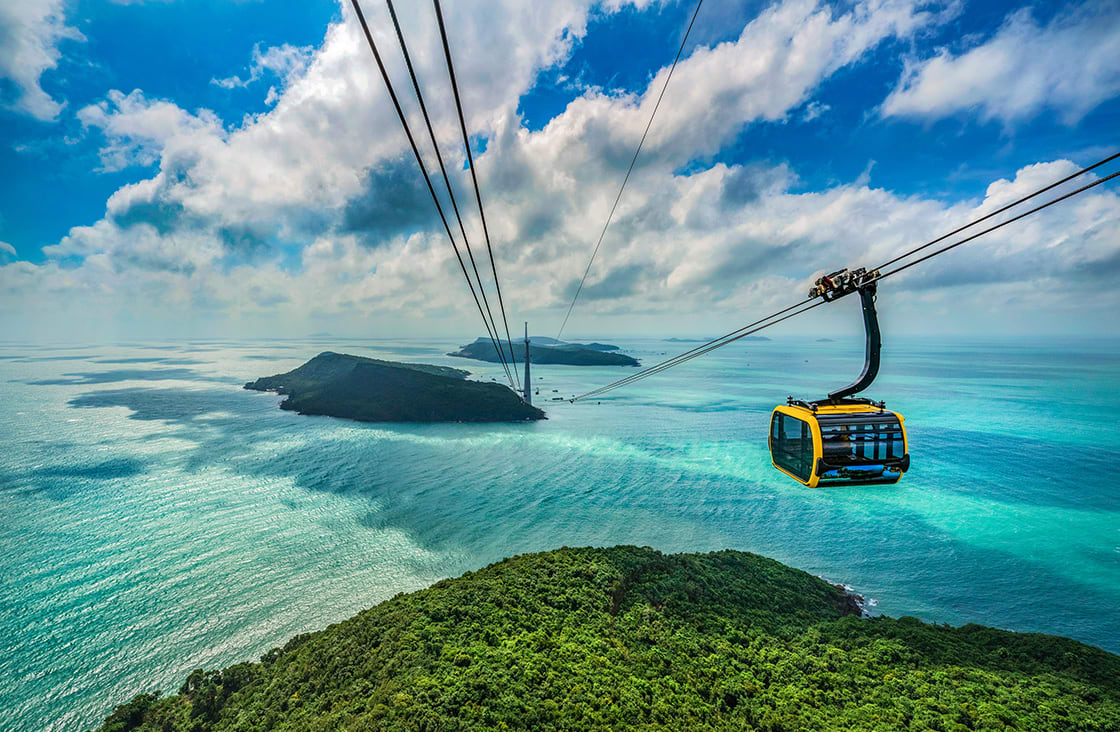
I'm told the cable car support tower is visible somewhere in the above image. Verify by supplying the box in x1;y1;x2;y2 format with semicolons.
523;322;532;406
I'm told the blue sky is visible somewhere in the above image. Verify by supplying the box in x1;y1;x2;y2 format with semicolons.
1;0;1119;340
1;0;339;261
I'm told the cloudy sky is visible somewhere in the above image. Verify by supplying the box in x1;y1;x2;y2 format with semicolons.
2;0;1118;342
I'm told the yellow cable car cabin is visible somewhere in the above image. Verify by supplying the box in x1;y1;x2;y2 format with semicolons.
768;268;910;487
769;402;908;487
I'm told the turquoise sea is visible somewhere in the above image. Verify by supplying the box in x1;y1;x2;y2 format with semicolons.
2;335;1118;731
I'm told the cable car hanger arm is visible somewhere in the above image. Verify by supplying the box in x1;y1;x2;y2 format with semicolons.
806;267;881;403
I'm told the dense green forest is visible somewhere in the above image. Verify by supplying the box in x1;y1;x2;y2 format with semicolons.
96;546;1120;731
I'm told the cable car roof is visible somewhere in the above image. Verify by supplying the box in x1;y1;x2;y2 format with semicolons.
776;403;901;418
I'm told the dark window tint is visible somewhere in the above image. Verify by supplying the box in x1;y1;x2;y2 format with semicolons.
771;412;812;481
818;417;904;465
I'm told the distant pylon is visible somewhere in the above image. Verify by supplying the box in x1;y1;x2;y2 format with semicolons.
523;322;531;406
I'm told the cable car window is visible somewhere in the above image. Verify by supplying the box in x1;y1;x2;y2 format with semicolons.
819;417;903;466
771;412;811;481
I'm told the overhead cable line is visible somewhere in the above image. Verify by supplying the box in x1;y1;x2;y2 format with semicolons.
872;167;1120;284
348;0;516;390
570;299;816;400
433;0;521;391
570;151;1120;402
871;150;1120;272
574;300;824;401
556;0;705;341
383;0;518;391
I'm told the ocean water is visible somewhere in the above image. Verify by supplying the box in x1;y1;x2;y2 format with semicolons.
1;335;1118;731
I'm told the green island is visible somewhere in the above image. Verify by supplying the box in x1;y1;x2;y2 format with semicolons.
449;338;640;366
244;352;544;423
96;546;1119;731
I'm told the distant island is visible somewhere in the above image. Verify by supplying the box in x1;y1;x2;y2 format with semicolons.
666;336;771;343
244;352;544;422
513;336;617;351
449;338;639;366
817;337;836;342
97;546;1120;731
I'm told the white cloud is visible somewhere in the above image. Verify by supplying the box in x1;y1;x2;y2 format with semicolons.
536;0;947;171
801;100;830;122
77;90;226;172
0;240;16;258
882;1;1120;125
6;153;1118;340
4;0;1118;341
463;0;955;303
211;43;315;104
68;0;611;234
0;0;85;121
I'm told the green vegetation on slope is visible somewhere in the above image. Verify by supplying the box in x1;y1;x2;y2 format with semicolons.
244;352;544;423
97;546;1120;731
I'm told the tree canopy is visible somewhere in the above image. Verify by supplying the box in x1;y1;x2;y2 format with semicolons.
95;546;1120;731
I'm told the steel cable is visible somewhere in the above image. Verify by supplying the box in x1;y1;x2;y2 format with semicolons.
384;0;517;389
556;0;705;341
871;151;1120;273
349;0;516;389
572;300;823;401
433;0;521;391
874;168;1120;285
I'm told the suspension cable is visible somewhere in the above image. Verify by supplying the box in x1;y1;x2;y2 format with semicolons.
871;151;1120;273
574;300;823;401
432;0;521;391
874;168;1120;285
571;299;809;400
384;0;517;390
570;152;1120;402
556;0;705;341
349;0;516;390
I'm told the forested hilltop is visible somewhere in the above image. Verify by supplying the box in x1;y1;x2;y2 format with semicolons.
96;546;1120;731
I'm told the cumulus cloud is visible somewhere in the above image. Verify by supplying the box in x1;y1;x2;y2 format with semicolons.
882;1;1120;125
3;0;1118;341
0;0;85;121
528;0;948;175
77;90;226;172
212;43;316;105
62;0;611;245
0;240;16;259
471;0;955;304
0;0;609;333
